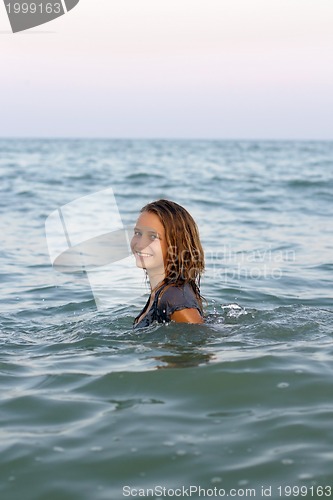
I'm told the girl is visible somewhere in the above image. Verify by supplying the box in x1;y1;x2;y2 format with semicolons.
131;199;205;328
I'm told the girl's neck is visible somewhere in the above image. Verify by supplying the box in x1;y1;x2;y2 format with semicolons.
148;272;165;293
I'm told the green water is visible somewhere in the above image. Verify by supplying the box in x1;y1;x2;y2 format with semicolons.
1;140;333;499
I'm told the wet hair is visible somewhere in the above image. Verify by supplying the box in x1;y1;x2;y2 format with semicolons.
140;199;205;310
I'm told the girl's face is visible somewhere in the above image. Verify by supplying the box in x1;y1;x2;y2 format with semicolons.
130;211;167;274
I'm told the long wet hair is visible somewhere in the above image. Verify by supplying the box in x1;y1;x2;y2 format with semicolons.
140;199;205;310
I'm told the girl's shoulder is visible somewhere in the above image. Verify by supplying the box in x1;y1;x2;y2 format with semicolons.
157;282;200;311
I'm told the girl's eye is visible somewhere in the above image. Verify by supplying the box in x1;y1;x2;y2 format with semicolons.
133;230;160;240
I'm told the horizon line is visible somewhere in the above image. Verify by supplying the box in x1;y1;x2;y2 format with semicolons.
0;136;332;142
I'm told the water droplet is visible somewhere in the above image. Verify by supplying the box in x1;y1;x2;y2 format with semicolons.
211;477;222;484
298;473;313;479
53;446;64;453
239;479;249;486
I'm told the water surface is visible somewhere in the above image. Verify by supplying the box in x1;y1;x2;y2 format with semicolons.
1;139;333;499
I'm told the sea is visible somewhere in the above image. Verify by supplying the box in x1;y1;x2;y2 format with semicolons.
1;139;333;500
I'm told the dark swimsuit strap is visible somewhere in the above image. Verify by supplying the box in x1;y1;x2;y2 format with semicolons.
134;283;166;325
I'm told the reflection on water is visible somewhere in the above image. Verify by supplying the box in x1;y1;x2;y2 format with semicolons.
154;351;214;369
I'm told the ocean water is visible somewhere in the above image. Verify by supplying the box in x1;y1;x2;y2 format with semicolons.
1;139;333;500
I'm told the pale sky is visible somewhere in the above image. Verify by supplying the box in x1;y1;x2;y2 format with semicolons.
1;0;333;139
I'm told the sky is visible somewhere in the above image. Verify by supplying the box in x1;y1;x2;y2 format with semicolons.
1;0;333;139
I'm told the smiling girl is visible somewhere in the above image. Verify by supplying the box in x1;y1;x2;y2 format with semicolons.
131;199;205;328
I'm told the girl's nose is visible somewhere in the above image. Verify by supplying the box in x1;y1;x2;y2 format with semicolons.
131;235;149;251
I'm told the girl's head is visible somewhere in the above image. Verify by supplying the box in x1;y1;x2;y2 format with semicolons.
131;199;204;290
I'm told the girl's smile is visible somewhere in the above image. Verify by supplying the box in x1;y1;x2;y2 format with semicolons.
135;251;153;257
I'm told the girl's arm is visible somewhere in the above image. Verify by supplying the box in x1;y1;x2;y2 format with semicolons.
170;308;204;324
